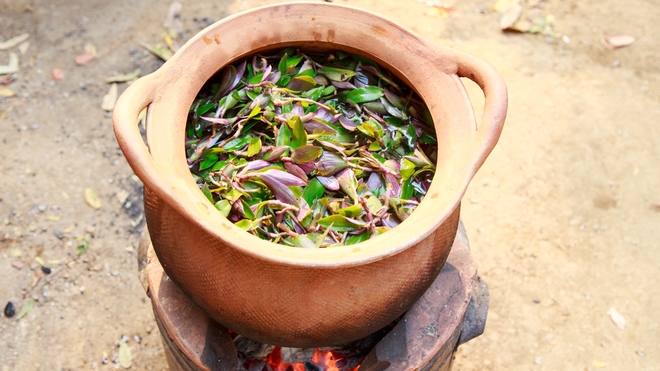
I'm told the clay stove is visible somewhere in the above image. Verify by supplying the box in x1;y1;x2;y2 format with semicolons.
137;223;488;371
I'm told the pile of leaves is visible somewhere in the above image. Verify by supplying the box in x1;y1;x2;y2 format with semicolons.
185;48;438;248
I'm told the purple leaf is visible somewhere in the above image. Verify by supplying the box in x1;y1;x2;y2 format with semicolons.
316;175;340;190
331;80;357;89
315;152;349;176
366;172;382;190
383;159;401;177
284;161;309;183
265;70;281;83
261;146;289;162
297;161;316;174
304;121;337;135
339;115;360;131
242;160;271;172
259;169;307;186
291;102;305;117
314;107;334;122
381;214;401;229
258;174;298;206
385;173;401;198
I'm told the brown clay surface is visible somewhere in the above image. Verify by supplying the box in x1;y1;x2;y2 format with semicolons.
1;0;658;370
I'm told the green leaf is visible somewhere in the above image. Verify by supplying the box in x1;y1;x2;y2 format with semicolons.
214;199;231;217
289;116;307;149
242;199;256;220
317;215;365;232
318;67;356;82
401;178;414;200
196;103;215;116
336;204;364;218
292;234;318;248
285;55;304;72
345;86;384;103
16;299;35;319
246;137;262;157
278;53;288;76
247;105;262;119
276;123;292;147
201;183;213;203
302;178;325;205
346;231;370;245
199;153;218;170
291;145;322;163
400;158;416;180
235;219;252;230
223;136;251;151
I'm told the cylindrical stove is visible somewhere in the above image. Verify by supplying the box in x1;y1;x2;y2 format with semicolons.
136;222;488;371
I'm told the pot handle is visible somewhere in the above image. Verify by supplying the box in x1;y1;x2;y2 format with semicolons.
453;50;508;168
112;74;162;191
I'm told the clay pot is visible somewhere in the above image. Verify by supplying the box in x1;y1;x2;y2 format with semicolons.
113;2;506;347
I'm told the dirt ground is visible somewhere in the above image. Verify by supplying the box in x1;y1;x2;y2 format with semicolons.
1;0;659;370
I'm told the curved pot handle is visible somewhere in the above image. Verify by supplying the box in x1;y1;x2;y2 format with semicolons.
453;50;508;170
112;74;162;191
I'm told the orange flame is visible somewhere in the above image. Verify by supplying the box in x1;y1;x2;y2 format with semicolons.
257;347;356;371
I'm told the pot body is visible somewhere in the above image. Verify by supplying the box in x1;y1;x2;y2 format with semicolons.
113;2;507;347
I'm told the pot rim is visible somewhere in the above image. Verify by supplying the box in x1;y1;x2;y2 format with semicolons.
114;2;506;268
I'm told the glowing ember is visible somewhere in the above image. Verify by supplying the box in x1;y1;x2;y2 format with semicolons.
244;346;359;371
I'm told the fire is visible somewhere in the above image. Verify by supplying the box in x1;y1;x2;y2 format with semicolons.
247;346;356;371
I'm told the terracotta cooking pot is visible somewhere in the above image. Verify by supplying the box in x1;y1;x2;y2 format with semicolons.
113;2;506;347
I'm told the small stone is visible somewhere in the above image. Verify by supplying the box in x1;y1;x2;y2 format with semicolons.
53;230;65;239
4;301;16;317
11;260;24;270
636;350;645;357
534;357;542;365
533;298;540;304
145;326;153;334
41;266;52;274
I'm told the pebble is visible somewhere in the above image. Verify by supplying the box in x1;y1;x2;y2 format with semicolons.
53;230;65;239
41;266;52;274
636;350;645;357
4;301;16;317
533;298;540;304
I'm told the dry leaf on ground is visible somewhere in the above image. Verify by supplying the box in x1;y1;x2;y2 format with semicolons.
106;69;141;83
84;188;103;209
0;53;19;75
118;342;133;369
602;35;635;49
0;33;30;51
101;83;118;111
500;4;523;30
0;86;16;97
16;299;35;319
18;41;30;54
607;307;626;330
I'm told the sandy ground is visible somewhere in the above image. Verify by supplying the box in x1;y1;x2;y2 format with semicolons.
1;0;659;370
